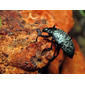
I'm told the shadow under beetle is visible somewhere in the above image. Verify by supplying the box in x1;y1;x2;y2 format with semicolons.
36;25;75;61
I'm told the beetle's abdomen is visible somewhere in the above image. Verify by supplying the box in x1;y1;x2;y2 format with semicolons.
53;29;75;58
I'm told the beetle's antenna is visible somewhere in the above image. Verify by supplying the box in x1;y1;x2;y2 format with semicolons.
53;25;56;28
53;25;56;30
36;29;41;36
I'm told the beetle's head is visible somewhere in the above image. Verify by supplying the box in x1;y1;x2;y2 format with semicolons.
42;28;50;32
42;26;56;34
42;28;53;34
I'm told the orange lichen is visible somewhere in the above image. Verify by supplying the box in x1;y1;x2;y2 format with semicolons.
19;10;74;32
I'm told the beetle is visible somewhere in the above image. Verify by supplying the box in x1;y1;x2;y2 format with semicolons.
36;25;75;61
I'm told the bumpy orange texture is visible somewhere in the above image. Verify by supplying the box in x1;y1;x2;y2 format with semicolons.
62;39;85;74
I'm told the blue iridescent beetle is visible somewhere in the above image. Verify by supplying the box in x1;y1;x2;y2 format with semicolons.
36;25;75;61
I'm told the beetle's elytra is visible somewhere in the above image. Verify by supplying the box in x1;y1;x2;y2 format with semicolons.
38;25;75;61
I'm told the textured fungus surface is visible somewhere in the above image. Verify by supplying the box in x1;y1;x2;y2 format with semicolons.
0;10;75;74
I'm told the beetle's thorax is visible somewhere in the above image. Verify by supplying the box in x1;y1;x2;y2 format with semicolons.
44;28;56;35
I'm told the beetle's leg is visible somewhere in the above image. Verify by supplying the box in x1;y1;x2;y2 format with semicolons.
36;33;51;42
41;43;53;55
50;44;60;62
36;36;39;42
36;29;42;42
41;38;54;55
55;46;60;57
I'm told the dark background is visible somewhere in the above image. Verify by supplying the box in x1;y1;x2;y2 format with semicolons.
71;10;85;56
